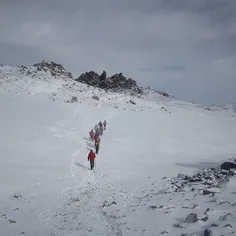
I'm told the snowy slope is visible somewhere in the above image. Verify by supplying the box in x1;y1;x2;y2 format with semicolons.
1;64;236;236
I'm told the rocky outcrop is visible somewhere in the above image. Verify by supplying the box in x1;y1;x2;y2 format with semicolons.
75;70;142;94
185;213;198;223
33;61;73;79
158;91;171;97
204;229;212;236
92;95;100;101
71;96;78;103
221;160;236;170
170;164;235;195
76;71;100;86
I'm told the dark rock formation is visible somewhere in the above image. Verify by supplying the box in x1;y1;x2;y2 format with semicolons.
185;213;198;223
161;231;169;234
173;223;185;228
221;160;236;170
33;61;73;79
100;70;107;81
170;163;235;196
149;205;157;209
92;95;100;101
75;70;174;98
102;200;117;207
129;100;136;105
158;91;170;97
201;216;209;222
75;70;142;94
71;96;78;103
204;229;212;236
9;220;16;224
76;71;100;86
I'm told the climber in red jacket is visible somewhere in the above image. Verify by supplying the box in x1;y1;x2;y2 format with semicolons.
88;150;96;170
89;129;94;141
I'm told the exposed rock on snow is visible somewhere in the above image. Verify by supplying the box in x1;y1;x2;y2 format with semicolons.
210;223;218;227
8;220;16;224
219;213;232;221
158;91;171;97
203;187;221;195
218;201;231;205
12;194;22;199
129;100;136;105
173;223;185;228
102;200;117;208
200;215;209;222
185;213;198;223
74;69;174;99
71;96;78;103
221;160;236;170
223;224;233;228
92;95;100;101
149;205;157;209
204;208;211;215
33;61;73;79
75;71;99;86
170;165;235;195
161;230;169;234
100;70;107;81
75;70;142;94
204;229;212;236
182;203;198;209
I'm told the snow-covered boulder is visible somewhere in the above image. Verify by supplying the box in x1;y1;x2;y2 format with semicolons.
185;213;198;223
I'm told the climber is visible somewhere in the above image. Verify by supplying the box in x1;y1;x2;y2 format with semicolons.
103;120;107;130
94;133;99;142
89;129;94;141
100;124;104;135
95;136;101;154
94;124;100;135
88;150;96;170
98;121;102;128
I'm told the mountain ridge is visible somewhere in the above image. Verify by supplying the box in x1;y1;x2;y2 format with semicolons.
0;61;176;112
1;60;174;98
1;60;234;115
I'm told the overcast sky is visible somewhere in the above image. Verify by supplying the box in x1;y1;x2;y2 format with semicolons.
0;0;236;104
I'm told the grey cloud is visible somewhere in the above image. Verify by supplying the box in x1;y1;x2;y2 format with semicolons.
0;0;236;104
140;65;186;73
0;42;44;66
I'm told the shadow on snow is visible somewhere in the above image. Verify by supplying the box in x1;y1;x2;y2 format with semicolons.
83;137;93;142
86;142;94;149
74;162;90;170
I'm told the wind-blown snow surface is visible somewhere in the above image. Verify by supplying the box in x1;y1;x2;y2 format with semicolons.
1;66;236;235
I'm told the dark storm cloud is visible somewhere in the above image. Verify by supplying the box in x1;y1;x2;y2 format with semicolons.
0;0;236;104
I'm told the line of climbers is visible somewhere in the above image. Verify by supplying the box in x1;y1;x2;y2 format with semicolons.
88;120;107;170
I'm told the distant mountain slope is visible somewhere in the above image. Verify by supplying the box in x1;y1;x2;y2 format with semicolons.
0;61;175;112
1;61;234;115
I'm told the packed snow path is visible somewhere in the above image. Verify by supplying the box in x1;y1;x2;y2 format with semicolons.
1;91;236;236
